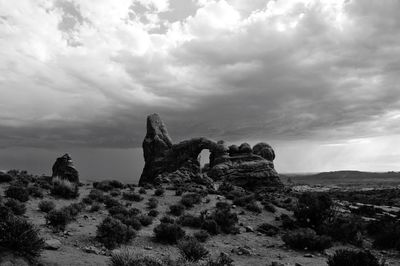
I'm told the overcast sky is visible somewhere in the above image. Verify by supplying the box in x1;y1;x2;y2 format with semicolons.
1;0;400;180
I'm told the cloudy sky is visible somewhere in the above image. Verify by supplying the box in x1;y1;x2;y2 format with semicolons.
1;0;400;180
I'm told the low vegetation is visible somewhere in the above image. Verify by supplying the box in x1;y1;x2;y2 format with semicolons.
96;216;136;249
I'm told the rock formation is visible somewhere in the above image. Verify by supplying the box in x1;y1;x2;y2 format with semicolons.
52;154;79;183
139;114;282;190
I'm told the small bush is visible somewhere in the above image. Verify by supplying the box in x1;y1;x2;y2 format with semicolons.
153;222;186;244
104;196;122;209
148;209;159;217
367;216;400;250
202;219;220;235
215;202;231;210
320;216;364;245
169;204;185;216
147;198;158;209
180;193;202;208
177;214;202;228
50;178;79;199
109;205;129;217
233;194;254;207
123;192;144;202
282;228;332;251
0;172;13;183
110;189;121;197
0;214;44;259
139;215;153;226
94;180;123;192
89;189;106;202
117;215;142;231
109;250;165;266
175;188;184;196
257;223;279;236
96;216;136;249
90;202;102;212
154;187;165;197
5;185;29;202
138;187;147;194
38;200;56;213
245;201;262;213
5;199;26;215
294;192;332;228
82;196;94;205
178;237;209;262
207;252;234;266
45;208;72;231
194;230;210;242
160;216;175;224
327;249;384;266
28;186;44;198
64;202;85;217
279;214;297;229
210;207;238;234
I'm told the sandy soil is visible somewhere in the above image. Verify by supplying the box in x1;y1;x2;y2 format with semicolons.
1;183;398;266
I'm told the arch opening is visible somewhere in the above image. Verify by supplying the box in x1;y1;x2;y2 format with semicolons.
198;149;211;173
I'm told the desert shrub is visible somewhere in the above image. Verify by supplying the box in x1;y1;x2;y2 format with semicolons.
169;204;185;216
109;205;129;217
263;202;277;213
64;202;85;217
257;223;279;236
0;172;13;183
294;192;332;228
245;201;262;213
147;198;158;209
96;216;136;249
82;196;94;205
123;192;144;202
45;208;73;231
367;216;400;250
93;180;114;191
320;216;364;245
89;189;106;202
90;202;102;212
175;188;184;196
109;249;163;266
215;202;231;210
177;214;202;228
194;230;210;242
233;194;255;207
327;249;384;266
282;228;332;251
148;210;159;217
5;199;26;215
153;222;186;244
104;196;122;209
38;200;56;213
138;187;147;194
50;178;79;199
117;215;142;231
201;219;220;235
218;182;234;194
5;185;29;202
0;214;44;259
110;189;122;197
178;237;209;262
139;215;153;226
28;185;44;198
109;180;124;189
160;216;175;224
154;187;165;197
180;193;202;208
206;252;234;266
209;207;238;234
279;214;297;229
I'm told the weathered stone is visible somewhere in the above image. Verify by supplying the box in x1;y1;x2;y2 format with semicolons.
138;114;282;190
52;153;79;183
44;239;62;250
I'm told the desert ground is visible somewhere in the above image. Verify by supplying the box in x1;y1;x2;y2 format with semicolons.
1;172;400;266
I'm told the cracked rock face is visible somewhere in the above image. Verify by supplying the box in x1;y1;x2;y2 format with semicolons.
139;114;282;190
52;153;79;183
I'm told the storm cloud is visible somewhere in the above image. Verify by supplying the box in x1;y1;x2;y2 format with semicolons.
1;0;400;177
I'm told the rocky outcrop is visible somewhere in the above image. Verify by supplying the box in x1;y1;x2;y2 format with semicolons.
52;154;79;183
138;114;282;190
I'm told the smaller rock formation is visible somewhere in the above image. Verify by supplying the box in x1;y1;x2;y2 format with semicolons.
52;154;79;183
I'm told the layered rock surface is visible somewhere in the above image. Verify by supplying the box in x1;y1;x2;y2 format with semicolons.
52;153;79;183
139;114;282;189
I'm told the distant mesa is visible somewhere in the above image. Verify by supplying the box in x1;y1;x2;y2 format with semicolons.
52;153;79;183
139;113;282;190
